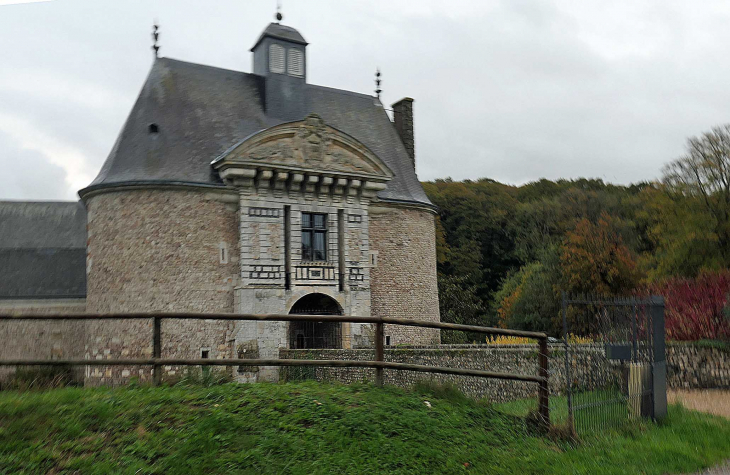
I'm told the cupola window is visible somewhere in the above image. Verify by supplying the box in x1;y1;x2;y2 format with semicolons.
269;44;285;74
287;48;304;77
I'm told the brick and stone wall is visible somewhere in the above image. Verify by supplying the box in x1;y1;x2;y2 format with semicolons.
0;299;86;381
84;188;239;384
280;342;730;401
369;204;440;345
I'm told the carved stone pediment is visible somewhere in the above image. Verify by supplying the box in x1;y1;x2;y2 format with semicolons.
213;114;394;180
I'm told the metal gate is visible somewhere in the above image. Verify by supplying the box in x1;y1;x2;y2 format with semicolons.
562;294;667;433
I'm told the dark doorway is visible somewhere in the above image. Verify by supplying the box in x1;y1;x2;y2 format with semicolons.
289;293;342;349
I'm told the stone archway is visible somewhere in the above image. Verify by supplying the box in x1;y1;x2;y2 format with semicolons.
288;293;342;349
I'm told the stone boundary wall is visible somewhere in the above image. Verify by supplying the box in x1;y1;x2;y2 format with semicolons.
0;299;86;383
667;343;730;389
280;342;730;401
280;344;612;402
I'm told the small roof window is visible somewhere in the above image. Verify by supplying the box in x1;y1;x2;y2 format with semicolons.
148;123;159;134
287;49;304;77
269;44;285;74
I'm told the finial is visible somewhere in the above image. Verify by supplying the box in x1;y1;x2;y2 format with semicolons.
152;21;160;58
375;68;382;100
275;1;283;22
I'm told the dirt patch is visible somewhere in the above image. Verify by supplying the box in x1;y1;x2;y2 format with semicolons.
668;389;730;419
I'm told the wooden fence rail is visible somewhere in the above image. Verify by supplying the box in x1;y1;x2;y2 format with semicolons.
0;313;550;428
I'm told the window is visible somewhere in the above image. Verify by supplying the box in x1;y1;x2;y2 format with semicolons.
385;336;391;346
301;212;327;261
219;242;229;264
201;349;210;376
269;44;285;73
369;251;378;267
288;48;304;77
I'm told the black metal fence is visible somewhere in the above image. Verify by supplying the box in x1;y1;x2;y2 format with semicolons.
562;294;667;434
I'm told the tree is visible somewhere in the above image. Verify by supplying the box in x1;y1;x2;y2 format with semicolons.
438;275;487;343
561;213;640;296
662;124;730;262
492;246;563;335
637;185;723;279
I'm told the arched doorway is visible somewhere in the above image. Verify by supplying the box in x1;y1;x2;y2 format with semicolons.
289;293;342;349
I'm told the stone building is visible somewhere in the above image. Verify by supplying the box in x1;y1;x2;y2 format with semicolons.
0;20;440;384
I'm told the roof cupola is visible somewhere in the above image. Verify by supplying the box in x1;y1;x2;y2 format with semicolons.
251;14;308;119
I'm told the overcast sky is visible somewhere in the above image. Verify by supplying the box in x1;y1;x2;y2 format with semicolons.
1;0;730;201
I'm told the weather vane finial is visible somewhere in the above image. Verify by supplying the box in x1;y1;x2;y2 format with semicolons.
275;1;283;22
152;21;160;59
375;68;382;100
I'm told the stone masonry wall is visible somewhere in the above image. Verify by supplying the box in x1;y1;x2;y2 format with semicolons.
280;345;591;402
281;342;730;402
0;299;86;381
84;189;239;384
369;204;440;345
667;343;730;389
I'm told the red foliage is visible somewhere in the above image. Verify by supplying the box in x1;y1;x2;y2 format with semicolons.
643;271;730;341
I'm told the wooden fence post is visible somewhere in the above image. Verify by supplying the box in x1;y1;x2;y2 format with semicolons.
153;316;161;386
538;337;550;430
375;321;384;387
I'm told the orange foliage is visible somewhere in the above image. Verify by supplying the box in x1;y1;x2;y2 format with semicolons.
561;213;639;296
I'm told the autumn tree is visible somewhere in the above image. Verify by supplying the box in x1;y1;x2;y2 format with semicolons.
663;124;730;263
561;213;640;296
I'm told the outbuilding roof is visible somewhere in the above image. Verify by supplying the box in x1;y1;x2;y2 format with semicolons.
0;201;86;299
80;57;433;208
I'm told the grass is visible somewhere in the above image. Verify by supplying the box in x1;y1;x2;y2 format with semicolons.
495;389;642;433
0;381;729;474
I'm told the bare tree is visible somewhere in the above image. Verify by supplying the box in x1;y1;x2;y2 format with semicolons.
662;124;730;260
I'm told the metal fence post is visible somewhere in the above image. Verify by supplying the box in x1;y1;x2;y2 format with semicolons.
375;321;384;387
153;316;162;386
562;291;574;433
538;337;550;429
650;296;667;420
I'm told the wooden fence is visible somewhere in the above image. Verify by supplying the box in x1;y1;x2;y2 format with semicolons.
0;313;551;427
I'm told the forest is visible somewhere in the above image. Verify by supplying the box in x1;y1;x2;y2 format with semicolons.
423;125;730;341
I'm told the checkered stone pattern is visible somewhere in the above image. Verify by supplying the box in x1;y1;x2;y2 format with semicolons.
348;267;365;282
249;265;283;279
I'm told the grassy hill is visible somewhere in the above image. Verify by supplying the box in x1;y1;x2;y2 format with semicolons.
1;381;729;474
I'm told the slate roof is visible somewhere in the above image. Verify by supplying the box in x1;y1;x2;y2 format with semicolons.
80;57;433;208
0;201;86;299
251;22;308;51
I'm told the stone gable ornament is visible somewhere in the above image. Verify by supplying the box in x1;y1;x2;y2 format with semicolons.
213;114;394;184
294;114;331;163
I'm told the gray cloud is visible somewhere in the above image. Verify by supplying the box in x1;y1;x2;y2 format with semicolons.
0;130;70;199
2;0;730;200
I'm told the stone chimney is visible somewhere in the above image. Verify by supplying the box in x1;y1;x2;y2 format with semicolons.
392;98;415;168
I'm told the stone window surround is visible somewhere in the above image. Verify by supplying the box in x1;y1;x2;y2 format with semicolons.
301;211;328;261
238;196;371;290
